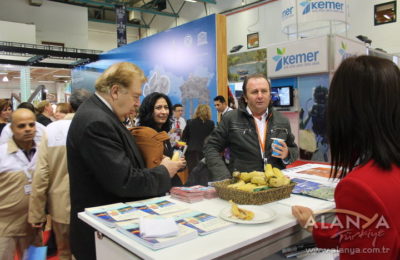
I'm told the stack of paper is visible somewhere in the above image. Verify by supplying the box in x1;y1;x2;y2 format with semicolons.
139;217;178;238
170;186;217;203
116;220;197;250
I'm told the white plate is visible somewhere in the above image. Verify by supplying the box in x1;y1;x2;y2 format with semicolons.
219;205;277;224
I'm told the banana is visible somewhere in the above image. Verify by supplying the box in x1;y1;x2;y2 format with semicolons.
227;180;245;188
229;200;254;220
264;164;274;179
237;183;257;192
251;176;267;185
273;167;284;178
171;151;180;161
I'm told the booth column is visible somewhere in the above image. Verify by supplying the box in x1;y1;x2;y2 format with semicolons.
20;66;31;102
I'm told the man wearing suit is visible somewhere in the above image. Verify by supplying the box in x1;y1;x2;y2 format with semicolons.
67;62;183;260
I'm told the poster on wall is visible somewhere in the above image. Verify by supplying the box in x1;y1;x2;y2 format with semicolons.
298;73;329;162
228;49;267;82
267;36;329;78
72;14;218;121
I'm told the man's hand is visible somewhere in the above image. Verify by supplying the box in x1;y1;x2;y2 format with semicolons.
31;222;45;230
160;157;187;178
292;206;314;232
272;139;289;160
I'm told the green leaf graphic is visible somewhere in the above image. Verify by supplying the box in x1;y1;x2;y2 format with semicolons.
277;48;283;55
282;48;286;54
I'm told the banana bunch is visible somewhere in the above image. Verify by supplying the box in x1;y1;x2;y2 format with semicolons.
264;164;290;188
228;164;290;192
230;200;254;220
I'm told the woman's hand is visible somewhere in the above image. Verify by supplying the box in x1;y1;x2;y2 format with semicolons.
292;205;314;232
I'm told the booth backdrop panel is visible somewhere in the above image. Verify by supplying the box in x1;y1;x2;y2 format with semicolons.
298;73;329;162
72;14;218;121
332;35;366;70
267;36;329;78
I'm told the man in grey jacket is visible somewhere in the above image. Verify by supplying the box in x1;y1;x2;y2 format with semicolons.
204;74;298;181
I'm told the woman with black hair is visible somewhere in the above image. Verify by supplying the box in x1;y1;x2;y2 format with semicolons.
292;56;400;259
131;92;186;186
0;99;12;134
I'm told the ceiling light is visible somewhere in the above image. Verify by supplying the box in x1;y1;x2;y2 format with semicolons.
2;76;9;82
383;14;391;19
53;75;71;78
0;72;8;75
185;0;197;2
38;80;55;83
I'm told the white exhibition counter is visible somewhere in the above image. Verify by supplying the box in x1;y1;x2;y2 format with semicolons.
79;193;335;260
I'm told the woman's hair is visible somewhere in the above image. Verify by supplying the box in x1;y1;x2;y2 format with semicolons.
138;92;173;132
193;104;211;121
56;103;72;114
0;99;11;113
36;100;50;114
328;55;400;178
238;74;272;110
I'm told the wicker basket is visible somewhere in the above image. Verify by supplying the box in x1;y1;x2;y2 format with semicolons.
212;179;296;205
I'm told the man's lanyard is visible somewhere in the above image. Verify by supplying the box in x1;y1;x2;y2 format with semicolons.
253;116;268;165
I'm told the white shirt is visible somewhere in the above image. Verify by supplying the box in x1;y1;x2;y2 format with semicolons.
95;92;113;112
246;106;268;158
221;106;233;117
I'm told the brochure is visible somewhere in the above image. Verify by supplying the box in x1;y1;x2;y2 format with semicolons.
175;211;234;235
85;202;149;227
291;178;335;201
127;199;188;216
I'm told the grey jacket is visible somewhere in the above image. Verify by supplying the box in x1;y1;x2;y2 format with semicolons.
204;106;298;181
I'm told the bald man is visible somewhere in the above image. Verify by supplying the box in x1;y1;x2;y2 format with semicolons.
0;109;41;260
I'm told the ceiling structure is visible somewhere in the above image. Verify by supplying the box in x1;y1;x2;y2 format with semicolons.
48;0;216;29
0;0;217;85
0;66;71;83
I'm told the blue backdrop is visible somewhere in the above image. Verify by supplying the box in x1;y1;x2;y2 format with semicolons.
72;14;218;121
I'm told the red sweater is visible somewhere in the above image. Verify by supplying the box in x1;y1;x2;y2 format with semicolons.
313;161;400;259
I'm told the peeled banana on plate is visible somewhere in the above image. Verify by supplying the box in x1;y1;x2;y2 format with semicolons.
230;200;254;220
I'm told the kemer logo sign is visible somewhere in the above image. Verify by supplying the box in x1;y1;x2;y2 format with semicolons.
300;0;344;15
338;41;353;61
272;48;320;71
282;6;295;20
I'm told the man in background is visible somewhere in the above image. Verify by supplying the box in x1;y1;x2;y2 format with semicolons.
67;62;183;260
36;101;53;126
0;102;46;145
170;104;186;146
29;89;90;260
0;109;41;260
213;95;232;121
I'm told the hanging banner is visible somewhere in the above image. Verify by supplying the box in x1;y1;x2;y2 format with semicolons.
116;4;127;47
282;0;348;35
267;36;329;78
333;35;366;70
297;0;346;24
